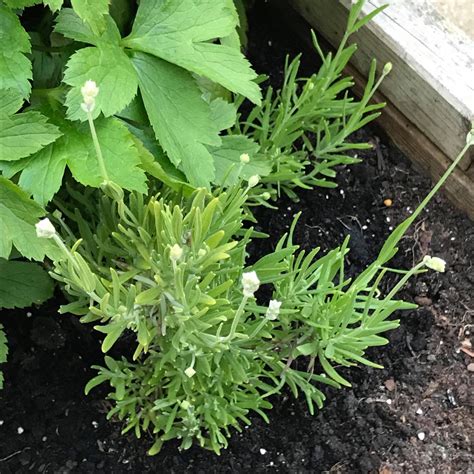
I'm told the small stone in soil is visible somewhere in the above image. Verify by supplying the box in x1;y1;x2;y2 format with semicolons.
416;408;423;415
467;363;474;372
17;426;24;434
417;432;426;441
415;296;433;306
260;448;267;455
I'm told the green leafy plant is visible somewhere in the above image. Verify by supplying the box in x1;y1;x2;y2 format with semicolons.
39;122;472;452
1;0;469;457
0;0;261;330
36;65;472;449
230;2;390;200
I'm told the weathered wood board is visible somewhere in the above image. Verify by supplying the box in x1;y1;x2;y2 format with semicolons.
288;0;474;170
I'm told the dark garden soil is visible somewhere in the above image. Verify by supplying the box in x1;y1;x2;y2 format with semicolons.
1;3;473;473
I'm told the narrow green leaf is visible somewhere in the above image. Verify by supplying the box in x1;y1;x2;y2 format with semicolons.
96;322;126;352
84;374;109;395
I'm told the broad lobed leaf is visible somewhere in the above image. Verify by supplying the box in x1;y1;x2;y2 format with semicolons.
0;177;59;261
0;259;54;309
0;6;32;98
124;0;261;104
63;44;138;120
132;52;219;187
0;111;62;162
71;0;110;36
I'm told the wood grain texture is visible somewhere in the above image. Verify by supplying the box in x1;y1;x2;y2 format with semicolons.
289;0;474;170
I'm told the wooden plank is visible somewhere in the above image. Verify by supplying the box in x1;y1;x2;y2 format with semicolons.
288;0;474;170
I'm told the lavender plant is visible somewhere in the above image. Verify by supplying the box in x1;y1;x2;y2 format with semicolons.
35;78;473;453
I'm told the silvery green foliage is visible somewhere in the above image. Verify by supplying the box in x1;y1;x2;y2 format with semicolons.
50;186;417;454
231;1;390;201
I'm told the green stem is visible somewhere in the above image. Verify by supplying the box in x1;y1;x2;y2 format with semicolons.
385;262;425;301
87;112;109;181
248;316;270;340
52;234;80;272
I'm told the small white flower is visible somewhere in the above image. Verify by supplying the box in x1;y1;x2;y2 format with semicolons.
423;255;446;273
241;271;260;297
265;299;282;320
81;80;99;100
35;218;56;239
248;175;260;188
383;62;393;74
240;153;250;164
170;244;183;262
184;367;196;378
80;80;99;113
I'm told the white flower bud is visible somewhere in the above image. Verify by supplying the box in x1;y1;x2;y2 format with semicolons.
265;299;281;320
261;192;271;200
248;175;260;188
241;271;260;298
383;62;393;75
80;80;99;113
423;255;446;273
240;153;250;164
184;367;196;378
170;244;183;262
35;218;56;239
81;80;99;100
